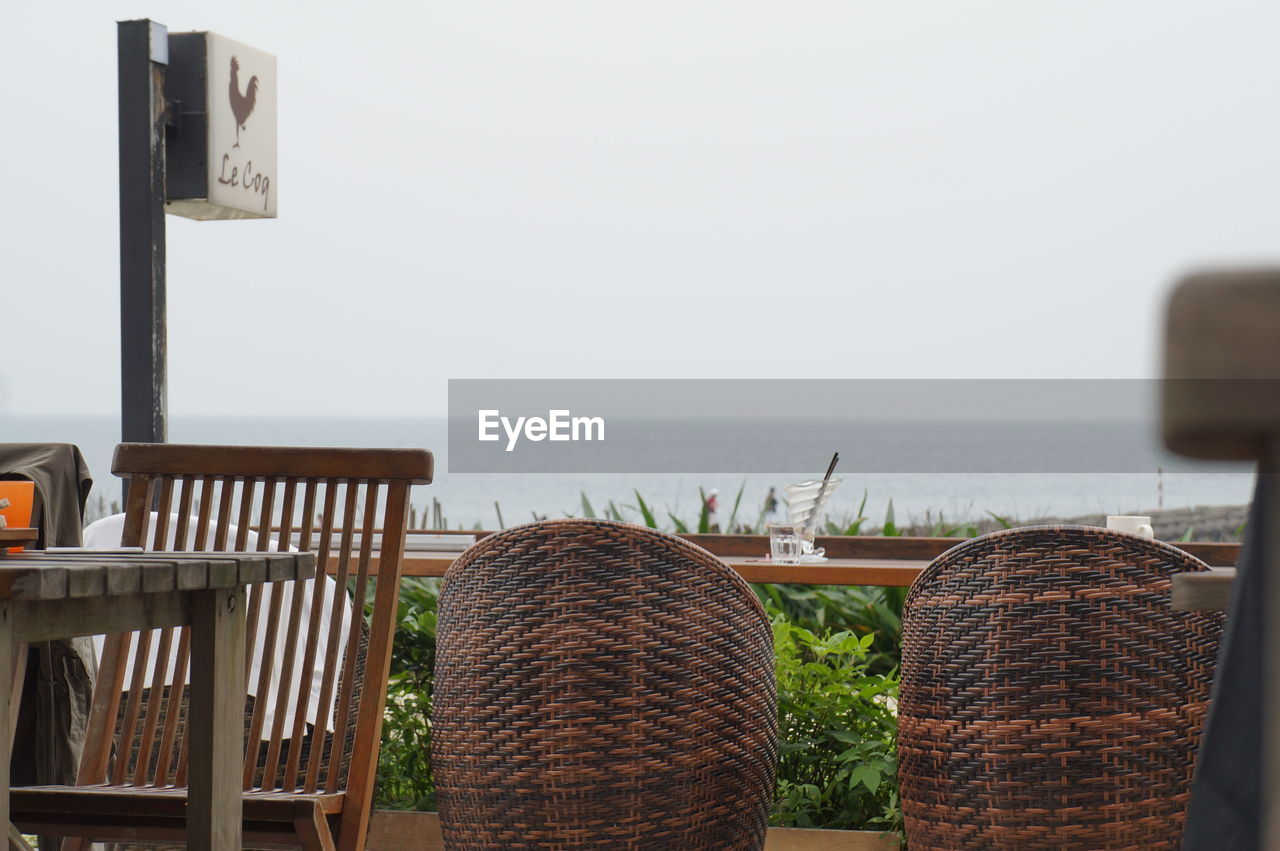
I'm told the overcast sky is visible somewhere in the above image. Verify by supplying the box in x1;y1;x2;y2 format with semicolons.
4;1;1279;418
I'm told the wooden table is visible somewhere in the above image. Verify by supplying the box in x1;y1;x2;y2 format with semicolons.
400;546;1234;602
1172;567;1238;612
378;532;1237;587
389;553;930;586
0;531;37;552
0;550;314;851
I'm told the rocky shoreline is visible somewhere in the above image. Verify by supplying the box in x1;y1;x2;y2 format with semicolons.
904;504;1249;542
1044;504;1250;542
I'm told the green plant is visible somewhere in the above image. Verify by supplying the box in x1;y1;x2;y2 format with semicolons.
632;490;658;528
425;485;1013;542
920;509;980;538
985;510;1014;530
880;500;901;537
823;490;870;536
375;578;439;811
771;618;901;833
757;584;904;676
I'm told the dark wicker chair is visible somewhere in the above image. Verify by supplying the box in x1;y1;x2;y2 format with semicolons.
432;519;777;850
897;525;1224;850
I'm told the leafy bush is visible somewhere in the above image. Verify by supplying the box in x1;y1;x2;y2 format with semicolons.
375;578;439;811
757;584;905;676
771;618;901;833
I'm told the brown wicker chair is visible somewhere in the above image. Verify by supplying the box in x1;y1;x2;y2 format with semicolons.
897;525;1224;850
432;519;777;850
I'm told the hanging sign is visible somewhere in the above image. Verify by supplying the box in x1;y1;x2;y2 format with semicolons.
165;32;277;220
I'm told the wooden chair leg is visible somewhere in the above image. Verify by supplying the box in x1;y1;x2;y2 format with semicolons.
292;802;336;851
7;643;26;746
6;644;28;851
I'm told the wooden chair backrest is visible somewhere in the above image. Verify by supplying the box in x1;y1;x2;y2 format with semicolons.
77;443;432;845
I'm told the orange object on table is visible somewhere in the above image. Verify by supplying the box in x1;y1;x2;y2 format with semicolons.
0;480;35;553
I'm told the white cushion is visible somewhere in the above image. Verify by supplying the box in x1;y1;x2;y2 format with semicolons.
84;513;351;735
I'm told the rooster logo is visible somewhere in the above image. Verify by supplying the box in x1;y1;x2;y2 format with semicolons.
228;56;260;148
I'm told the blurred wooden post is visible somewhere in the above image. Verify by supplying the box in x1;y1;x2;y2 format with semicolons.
1163;269;1280;846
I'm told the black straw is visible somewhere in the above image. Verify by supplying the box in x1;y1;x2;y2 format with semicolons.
806;452;840;534
822;452;840;484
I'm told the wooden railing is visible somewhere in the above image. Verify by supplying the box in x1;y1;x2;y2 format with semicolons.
373;529;1241;586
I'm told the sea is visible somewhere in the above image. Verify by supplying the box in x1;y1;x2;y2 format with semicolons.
0;414;1256;531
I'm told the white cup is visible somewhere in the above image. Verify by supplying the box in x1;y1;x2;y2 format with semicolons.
1107;515;1154;539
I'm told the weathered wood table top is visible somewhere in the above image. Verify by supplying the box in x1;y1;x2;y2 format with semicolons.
0;550;309;599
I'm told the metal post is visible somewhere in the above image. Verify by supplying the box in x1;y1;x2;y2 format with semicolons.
118;19;169;453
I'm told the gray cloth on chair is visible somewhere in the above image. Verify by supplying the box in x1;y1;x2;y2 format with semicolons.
1183;474;1268;850
0;443;96;789
0;443;93;550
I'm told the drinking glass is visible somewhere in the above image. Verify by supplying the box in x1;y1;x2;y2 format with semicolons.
768;523;804;564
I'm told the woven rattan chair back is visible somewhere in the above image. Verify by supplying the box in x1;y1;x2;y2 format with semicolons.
67;443;431;850
433;519;777;850
898;525;1224;850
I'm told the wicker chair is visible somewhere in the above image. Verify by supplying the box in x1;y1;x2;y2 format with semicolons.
432;519;777;850
897;525;1224;850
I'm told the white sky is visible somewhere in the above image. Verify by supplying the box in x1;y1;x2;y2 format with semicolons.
4;1;1279;417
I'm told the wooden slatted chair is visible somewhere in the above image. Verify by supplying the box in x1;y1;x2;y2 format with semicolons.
10;443;433;850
